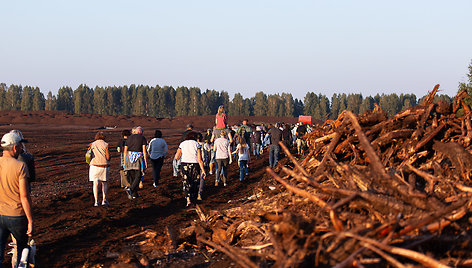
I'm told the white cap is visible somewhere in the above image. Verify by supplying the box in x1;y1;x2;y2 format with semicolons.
1;133;27;147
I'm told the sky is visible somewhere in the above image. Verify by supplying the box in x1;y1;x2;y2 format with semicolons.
1;0;471;100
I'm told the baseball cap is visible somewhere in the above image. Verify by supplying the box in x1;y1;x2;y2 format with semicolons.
186;124;193;129
1;133;27;147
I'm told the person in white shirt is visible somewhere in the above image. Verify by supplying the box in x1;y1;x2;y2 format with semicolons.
213;131;232;186
196;132;211;200
147;130;168;188
174;131;206;206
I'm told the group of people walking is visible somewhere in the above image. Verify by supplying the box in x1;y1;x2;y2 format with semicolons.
0;105;313;267
86;104;312;208
89;126;169;205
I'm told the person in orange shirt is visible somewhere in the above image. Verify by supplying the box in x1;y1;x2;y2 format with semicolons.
0;132;34;267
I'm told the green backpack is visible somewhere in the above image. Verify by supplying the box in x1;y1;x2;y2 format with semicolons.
85;147;94;164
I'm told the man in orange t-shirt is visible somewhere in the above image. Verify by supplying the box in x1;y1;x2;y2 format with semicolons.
0;132;33;267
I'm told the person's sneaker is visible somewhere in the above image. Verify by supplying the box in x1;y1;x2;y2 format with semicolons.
197;194;202;201
139;181;144;189
223;183;227;187
215;181;218;186
94;202;99;207
102;200;109;206
209;171;213;175
153;182;157;188
125;187;133;199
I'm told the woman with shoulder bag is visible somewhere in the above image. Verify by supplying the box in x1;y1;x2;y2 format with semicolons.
88;131;110;207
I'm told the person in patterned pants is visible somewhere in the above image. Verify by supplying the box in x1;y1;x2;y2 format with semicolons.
174;131;206;206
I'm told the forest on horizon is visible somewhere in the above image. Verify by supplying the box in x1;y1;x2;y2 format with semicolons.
0;83;455;121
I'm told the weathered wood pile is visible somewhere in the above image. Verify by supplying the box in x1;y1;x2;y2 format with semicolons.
194;85;472;267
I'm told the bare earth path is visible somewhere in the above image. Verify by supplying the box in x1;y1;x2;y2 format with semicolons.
0;111;296;267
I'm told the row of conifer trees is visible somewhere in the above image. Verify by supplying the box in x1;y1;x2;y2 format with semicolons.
0;83;452;120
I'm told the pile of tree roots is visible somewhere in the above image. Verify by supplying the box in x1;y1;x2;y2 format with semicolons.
193;85;472;267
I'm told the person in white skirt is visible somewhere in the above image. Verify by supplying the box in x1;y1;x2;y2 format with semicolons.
88;131;110;206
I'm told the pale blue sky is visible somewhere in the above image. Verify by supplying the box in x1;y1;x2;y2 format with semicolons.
1;0;471;100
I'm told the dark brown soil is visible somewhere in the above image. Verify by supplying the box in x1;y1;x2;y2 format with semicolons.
0;111;297;267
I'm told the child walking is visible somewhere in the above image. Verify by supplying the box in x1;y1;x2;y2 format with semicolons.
233;137;250;182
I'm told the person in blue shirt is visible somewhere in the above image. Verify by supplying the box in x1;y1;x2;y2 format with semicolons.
147;130;168;188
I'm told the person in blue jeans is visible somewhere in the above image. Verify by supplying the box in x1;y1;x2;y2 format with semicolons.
267;123;282;167
0;132;34;268
233;137;250;181
250;126;263;160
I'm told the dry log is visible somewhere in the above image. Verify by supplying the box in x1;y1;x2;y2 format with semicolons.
312;132;337;144
397;198;470;236
455;183;472;193
413;122;445;152
362;243;406;268
267;229;287;266
197;238;259;268
419;103;436;128
335;163;371;191
421;84;440;106
345;111;390;181
266;167;329;210
346;111;430;210
453;90;468;113
342;232;450;268
465;115;472;144
278;142;310;178
332;247;366;268
195;204;207;222
433;141;472;176
313;132;341;177
371;129;414;149
459;259;472;266
423;205;468;233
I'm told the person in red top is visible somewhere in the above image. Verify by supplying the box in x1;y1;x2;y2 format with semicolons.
212;105;232;143
215;105;227;129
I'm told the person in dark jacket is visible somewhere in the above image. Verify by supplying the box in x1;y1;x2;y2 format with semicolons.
267;124;282;167
117;129;131;188
250;126;263;159
296;123;308;155
281;123;292;150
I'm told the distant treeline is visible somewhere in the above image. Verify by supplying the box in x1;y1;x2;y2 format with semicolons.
0;83;453;120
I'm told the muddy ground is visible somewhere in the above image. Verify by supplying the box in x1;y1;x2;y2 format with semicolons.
0;111;297;267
